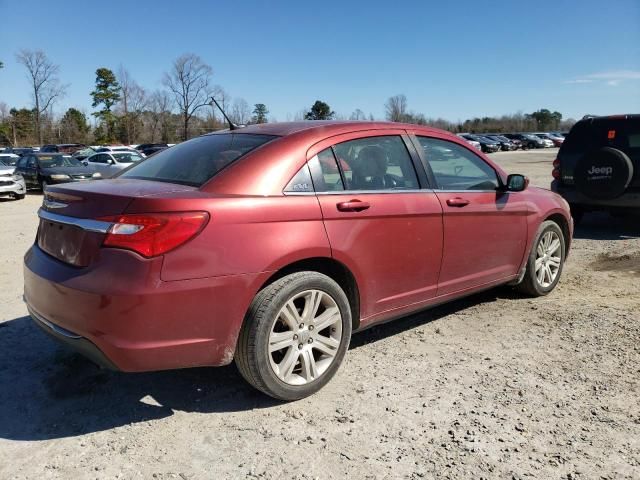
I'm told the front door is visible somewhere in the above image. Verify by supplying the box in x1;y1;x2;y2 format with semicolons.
411;135;528;296
308;133;443;322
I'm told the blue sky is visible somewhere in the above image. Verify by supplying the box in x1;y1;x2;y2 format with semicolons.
1;0;639;123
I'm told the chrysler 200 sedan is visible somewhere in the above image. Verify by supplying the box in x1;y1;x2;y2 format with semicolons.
24;121;573;400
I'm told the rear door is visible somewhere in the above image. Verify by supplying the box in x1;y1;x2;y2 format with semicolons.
308;131;443;321
411;135;528;296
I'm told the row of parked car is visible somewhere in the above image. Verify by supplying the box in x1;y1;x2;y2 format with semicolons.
457;132;567;153
0;143;172;201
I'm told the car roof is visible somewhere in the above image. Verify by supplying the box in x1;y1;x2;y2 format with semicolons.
207;120;452;139
34;152;68;157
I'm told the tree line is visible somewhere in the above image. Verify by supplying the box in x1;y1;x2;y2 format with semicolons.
0;51;576;147
0;51;270;146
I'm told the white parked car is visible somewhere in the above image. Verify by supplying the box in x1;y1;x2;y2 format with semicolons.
85;151;145;178
0;161;26;200
95;146;145;156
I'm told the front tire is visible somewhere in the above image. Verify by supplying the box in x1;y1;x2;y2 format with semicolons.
235;271;352;401
515;220;566;297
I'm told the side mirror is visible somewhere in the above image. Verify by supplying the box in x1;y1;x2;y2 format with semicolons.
82;160;88;166
505;174;529;192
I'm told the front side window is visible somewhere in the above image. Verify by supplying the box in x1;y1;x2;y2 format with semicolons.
119;133;277;187
416;137;499;191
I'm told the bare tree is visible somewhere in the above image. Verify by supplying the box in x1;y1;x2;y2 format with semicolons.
15;49;66;144
162;53;213;140
0;102;9;121
350;108;366;120
117;67;148;144
147;90;174;142
385;94;408;122
230;98;251;125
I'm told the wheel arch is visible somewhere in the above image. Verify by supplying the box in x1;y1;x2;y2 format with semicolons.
255;257;361;331
544;212;571;256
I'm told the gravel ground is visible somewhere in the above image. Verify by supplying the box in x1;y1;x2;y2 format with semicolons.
0;149;638;479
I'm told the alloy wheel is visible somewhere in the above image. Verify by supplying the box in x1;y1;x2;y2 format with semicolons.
268;289;343;386
535;230;562;288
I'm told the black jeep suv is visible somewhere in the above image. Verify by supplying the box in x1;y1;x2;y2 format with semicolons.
551;114;639;223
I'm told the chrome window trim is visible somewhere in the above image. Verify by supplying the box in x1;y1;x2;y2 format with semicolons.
38;208;112;233
316;189;431;195
434;189;505;193
284;189;433;196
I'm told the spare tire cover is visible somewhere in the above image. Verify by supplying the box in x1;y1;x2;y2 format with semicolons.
573;147;633;200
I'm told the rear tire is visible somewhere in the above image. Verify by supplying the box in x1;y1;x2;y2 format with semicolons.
235;271;352;401
515;220;566;297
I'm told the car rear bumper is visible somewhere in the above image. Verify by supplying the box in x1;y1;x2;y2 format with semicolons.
28;305;119;370
24;244;271;371
551;180;640;209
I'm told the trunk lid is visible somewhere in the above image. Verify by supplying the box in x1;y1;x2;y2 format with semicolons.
38;179;197;266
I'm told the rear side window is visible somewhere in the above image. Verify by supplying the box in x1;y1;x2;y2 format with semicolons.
334;136;419;190
119;134;277;187
309;136;419;192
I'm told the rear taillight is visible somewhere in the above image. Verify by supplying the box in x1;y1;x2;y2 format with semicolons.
99;212;209;258
552;158;561;179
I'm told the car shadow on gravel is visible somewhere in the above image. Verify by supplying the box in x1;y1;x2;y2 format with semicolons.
574;212;640;240
0;289;514;441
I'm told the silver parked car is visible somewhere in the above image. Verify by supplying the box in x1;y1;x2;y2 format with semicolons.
85;151;145;178
0;161;26;200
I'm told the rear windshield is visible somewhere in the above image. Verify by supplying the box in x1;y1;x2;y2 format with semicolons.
118;133;277;186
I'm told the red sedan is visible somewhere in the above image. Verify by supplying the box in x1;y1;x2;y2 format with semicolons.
24;121;572;400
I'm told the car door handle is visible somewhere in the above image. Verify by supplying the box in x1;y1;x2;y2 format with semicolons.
446;197;470;207
336;200;370;212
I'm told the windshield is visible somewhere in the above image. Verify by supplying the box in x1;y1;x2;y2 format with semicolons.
0;156;18;166
119;133;277;187
113;152;143;163
37;155;83;168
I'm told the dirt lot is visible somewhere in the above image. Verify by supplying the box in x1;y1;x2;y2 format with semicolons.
1;149;639;479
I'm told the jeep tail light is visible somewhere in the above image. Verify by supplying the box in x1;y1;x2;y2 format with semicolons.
552;158;560;168
552;168;561;179
99;212;209;257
